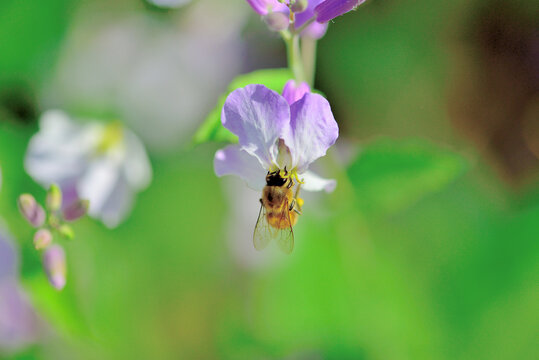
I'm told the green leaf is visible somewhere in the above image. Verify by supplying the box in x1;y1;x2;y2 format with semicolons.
193;68;293;145
347;138;467;215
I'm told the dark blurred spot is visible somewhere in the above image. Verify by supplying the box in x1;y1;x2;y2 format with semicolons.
449;0;539;185
0;85;37;125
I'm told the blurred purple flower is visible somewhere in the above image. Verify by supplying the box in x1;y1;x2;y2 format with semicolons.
0;228;39;353
25;110;152;228
214;84;338;192
42;245;66;290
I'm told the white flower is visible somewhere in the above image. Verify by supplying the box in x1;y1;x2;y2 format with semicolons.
25;110;152;228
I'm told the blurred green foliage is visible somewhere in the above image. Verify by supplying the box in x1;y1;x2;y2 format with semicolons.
0;0;538;359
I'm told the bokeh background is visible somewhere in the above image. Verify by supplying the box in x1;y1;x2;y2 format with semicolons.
1;0;538;359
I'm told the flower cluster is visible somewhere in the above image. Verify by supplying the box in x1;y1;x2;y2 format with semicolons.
25;110;152;228
18;185;88;290
247;0;366;38
214;80;338;193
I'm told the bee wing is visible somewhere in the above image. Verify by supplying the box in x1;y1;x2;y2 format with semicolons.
253;203;274;251
275;200;294;254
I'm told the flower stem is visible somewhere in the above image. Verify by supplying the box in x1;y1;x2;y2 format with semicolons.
284;33;305;83
301;37;317;87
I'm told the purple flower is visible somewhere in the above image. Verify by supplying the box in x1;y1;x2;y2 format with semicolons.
214;84;338;192
42;244;67;290
314;0;365;23
0;229;38;352
246;0;364;38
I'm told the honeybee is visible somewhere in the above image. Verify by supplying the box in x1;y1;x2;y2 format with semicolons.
253;169;303;254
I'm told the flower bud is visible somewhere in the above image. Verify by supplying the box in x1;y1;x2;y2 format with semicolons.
58;224;74;240
282;80;311;105
43;244;66;290
18;194;46;228
33;229;52;250
62;199;89;222
290;0;308;13
46;184;62;212
263;12;290;31
315;0;364;23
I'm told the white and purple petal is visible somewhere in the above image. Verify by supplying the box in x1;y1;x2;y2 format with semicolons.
283;93;339;173
214;145;267;191
221;84;290;169
301;170;337;192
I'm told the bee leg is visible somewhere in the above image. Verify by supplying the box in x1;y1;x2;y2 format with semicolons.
289;199;295;211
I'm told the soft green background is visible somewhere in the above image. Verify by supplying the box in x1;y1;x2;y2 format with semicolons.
1;0;538;359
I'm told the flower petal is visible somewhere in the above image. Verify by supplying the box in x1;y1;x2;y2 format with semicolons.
246;0;288;15
283;93;339;172
300;170;337;192
122;130;152;191
77;157;121;217
222;84;290;169
282;80;310;105
25;110;100;185
301;21;328;39
315;0;364;23
214;145;267;191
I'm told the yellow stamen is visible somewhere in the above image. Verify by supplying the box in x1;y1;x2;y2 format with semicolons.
96;121;124;154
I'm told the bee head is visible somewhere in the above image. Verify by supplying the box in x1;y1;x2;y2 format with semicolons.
265;170;287;187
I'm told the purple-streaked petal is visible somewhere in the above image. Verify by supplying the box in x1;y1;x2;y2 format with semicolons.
282;80;311;105
283;93;339;173
43;244;66;290
214;145;267;191
294;0;323;27
222;84;290;169
300;170;337;192
246;0;288;15
315;0;364;23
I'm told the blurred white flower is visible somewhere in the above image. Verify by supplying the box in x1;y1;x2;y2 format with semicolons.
42;0;248;151
25;110;152;228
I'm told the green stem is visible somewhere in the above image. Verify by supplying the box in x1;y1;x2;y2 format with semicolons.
284;34;305;82
301;37;317;87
